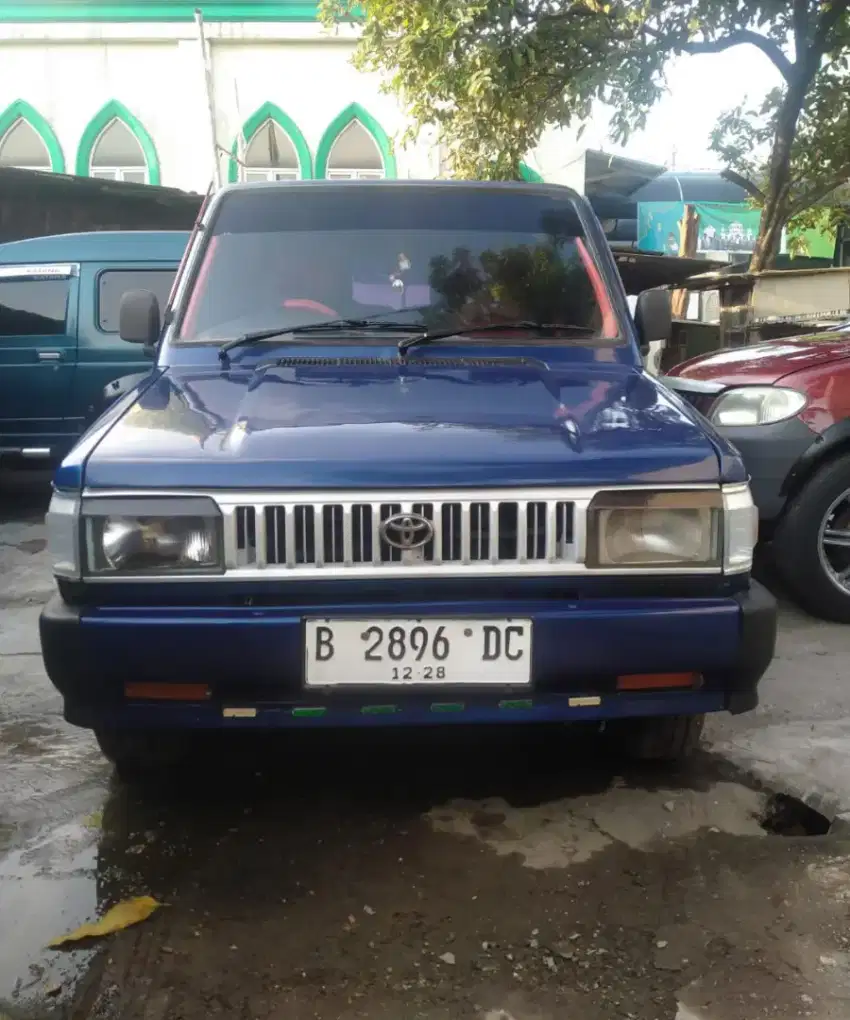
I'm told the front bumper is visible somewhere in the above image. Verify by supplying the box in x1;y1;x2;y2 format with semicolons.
40;582;777;730
717;417;817;523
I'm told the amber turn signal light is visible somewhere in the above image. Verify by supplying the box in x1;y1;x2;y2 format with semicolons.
616;672;700;691
124;682;210;701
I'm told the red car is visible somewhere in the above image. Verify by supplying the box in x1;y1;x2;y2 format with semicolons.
664;326;850;622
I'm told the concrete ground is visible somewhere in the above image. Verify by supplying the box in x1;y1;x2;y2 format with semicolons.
3;469;850;1020
707;597;850;826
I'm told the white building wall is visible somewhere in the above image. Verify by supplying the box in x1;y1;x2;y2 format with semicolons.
209;39;422;183
0;17;592;195
176;37;221;191
0;20;428;192
0;40;180;179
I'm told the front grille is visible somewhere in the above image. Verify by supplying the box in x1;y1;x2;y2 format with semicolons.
231;496;576;572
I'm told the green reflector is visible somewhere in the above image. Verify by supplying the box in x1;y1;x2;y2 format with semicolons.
361;704;399;715
499;699;533;710
431;702;464;713
292;707;326;718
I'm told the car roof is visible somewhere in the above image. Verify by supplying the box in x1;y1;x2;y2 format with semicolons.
0;230;190;265
218;178;583;201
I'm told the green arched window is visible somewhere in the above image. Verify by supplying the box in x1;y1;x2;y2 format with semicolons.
315;103;396;180
76;100;160;184
0;100;65;173
228;102;312;183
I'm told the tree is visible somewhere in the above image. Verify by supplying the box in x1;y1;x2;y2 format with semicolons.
711;58;850;260
321;0;850;271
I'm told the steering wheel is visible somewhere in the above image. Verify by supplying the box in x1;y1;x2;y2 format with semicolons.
282;298;339;318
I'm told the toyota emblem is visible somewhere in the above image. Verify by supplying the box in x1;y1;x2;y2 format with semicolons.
380;512;434;550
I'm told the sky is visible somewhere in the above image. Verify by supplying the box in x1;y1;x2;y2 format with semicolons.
541;44;784;173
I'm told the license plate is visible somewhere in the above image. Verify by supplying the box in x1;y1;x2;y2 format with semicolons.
304;619;532;687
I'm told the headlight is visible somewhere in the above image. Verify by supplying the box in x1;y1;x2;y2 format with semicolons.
82;496;223;575
709;387;806;427
587;490;722;569
586;486;757;572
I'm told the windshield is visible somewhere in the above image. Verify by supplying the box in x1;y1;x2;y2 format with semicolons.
177;186;622;346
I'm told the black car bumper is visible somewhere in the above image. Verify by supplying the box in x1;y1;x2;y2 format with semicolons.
718;417;818;523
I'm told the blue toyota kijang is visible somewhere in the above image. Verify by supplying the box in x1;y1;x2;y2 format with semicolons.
39;180;777;780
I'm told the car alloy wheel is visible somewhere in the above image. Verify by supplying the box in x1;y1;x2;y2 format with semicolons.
817;487;850;595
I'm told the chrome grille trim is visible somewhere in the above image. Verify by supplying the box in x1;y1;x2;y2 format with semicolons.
80;485;726;581
225;491;579;576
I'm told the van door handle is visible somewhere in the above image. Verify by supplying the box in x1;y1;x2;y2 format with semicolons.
38;350;63;361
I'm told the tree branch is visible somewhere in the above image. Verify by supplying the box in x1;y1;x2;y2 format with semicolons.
721;168;766;204
682;30;794;82
812;0;850;56
792;0;810;60
513;3;601;26
788;173;850;216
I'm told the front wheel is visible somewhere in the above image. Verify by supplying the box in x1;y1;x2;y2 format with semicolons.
774;454;850;622
609;713;704;762
94;728;185;783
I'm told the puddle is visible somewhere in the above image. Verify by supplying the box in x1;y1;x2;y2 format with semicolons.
0;822;101;1014
0;770;177;1018
0;716;105;815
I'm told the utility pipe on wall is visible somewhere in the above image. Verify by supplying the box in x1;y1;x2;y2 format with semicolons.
194;7;222;190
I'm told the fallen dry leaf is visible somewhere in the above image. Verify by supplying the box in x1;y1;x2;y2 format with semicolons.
48;896;161;948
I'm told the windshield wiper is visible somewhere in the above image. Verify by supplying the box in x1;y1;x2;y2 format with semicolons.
397;321;597;355
218;318;421;361
217;317;599;361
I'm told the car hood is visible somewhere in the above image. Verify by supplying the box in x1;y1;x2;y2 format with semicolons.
668;330;850;386
82;357;726;489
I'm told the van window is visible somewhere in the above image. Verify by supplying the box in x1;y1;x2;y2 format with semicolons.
98;269;176;333
0;278;69;336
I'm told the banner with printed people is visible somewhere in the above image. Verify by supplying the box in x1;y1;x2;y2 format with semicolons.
637;201;763;260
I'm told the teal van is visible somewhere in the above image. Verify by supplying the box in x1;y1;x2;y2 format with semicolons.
0;230;188;463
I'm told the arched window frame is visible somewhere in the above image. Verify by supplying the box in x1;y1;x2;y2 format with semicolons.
315;103;397;180
75;100;160;185
0;99;65;173
227;102;312;183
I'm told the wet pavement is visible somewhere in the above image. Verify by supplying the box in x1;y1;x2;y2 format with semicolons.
3;469;850;1020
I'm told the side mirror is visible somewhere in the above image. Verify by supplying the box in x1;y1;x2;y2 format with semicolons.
119;289;161;349
634;288;672;357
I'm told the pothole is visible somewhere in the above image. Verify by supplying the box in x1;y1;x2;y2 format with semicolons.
760;793;831;836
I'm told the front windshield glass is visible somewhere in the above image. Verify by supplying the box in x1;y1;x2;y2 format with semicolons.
178;185;622;345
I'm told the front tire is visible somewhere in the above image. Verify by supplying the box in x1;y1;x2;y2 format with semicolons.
94;728;185;783
611;713;704;762
774;454;850;622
